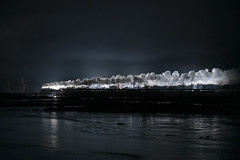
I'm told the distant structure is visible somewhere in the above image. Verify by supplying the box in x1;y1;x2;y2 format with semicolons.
19;78;28;93
1;78;32;93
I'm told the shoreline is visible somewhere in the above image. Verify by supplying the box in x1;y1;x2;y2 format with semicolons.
0;89;239;114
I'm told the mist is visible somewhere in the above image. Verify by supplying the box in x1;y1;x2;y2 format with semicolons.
42;68;240;90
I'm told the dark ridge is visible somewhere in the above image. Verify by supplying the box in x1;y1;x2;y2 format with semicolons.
89;151;142;160
1;86;240;115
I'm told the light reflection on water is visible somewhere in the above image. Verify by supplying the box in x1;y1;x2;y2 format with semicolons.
41;112;59;149
0;107;240;160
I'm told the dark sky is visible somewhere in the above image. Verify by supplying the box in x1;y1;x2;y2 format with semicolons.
1;0;239;92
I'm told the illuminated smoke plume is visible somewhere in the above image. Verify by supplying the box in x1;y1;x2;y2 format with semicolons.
42;68;240;90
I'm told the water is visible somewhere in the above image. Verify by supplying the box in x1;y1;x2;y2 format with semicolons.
0;107;240;160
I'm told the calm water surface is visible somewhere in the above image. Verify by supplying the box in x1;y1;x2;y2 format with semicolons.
0;107;240;160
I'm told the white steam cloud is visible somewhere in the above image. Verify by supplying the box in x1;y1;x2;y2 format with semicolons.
42;68;240;90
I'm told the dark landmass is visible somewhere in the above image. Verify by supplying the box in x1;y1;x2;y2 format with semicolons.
0;86;240;114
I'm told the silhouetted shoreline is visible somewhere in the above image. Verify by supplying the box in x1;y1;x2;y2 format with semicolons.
0;88;239;114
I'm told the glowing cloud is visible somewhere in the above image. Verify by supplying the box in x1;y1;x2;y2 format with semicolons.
42;68;240;90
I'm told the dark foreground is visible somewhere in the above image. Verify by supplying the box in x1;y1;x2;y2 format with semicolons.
0;89;240;114
0;107;240;160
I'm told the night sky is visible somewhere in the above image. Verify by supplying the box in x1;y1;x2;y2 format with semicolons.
1;0;239;92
